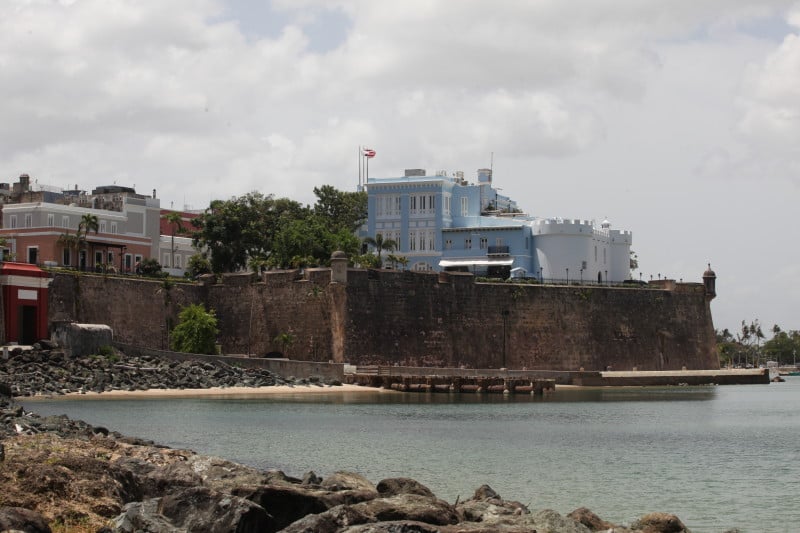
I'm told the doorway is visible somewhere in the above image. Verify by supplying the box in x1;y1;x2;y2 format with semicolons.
27;247;38;264
18;305;38;345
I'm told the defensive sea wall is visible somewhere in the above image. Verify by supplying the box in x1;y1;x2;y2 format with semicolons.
47;267;719;371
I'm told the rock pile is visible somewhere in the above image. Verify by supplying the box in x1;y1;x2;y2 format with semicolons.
0;346;334;397
0;391;699;533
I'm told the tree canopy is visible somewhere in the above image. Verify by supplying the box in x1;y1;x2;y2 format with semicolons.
190;187;367;273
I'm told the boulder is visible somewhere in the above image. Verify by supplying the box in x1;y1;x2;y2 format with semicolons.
186;454;268;493
158;486;274;533
341;521;442;533
280;504;375;533
237;484;379;531
376;477;435;498
0;506;52;533
321;471;377;492
568;507;620;531
631;512;691;533
529;509;592;533
350;493;460;526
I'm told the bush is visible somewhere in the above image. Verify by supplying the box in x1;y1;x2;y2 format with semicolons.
170;304;219;355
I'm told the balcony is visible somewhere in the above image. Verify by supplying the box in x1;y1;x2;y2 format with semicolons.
487;245;510;256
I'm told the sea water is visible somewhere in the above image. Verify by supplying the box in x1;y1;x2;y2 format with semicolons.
22;377;800;533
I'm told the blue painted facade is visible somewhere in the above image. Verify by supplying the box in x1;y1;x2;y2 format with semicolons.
363;169;633;282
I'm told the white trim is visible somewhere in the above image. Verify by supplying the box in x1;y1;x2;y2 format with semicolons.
0;275;52;288
439;258;514;267
18;289;38;300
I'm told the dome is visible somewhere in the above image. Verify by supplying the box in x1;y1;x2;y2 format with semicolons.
601;218;611;229
703;263;716;277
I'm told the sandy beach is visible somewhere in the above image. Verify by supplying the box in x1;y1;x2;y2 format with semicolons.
23;383;391;400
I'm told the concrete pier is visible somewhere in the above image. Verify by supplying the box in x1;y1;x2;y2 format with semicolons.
345;366;771;391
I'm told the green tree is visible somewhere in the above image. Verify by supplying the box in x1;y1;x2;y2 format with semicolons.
170;304;219;354
363;234;397;266
57;231;80;267
77;213;99;268
191;192;306;273
139;258;164;277
274;332;295;357
763;327;800;365
312;185;367;233
186;253;212;278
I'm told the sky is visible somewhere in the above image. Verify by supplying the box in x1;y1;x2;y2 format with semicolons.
1;0;799;336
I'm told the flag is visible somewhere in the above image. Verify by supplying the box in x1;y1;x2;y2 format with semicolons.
363;148;376;158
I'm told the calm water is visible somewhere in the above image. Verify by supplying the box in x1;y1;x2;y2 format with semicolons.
22;378;800;533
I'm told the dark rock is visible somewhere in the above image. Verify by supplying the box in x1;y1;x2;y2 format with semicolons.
158;486;274;533
472;484;500;500
340;519;442;532
264;469;303;485
302;470;323;486
376;477;435;498
281;504;375;533
238;485;330;531
0;506;53;533
112;499;177;533
350;493;460;526
631;512;690;533
568;507;618;531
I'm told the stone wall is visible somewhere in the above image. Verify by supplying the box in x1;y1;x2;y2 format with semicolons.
47;268;719;371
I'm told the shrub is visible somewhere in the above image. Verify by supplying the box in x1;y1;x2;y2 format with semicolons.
170;304;219;355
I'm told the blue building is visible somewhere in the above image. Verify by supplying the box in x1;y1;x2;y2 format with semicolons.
363;168;632;282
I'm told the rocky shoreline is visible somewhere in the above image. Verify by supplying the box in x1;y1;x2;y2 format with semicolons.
1;349;705;532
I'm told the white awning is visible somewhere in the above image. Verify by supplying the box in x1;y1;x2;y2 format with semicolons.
439;258;515;267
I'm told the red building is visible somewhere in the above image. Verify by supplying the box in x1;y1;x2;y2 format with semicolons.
0;262;51;344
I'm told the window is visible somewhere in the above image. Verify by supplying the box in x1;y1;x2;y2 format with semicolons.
461;197;468;216
444;195;451;215
419;232;426;250
175;255;182;269
409;231;417;251
428;231;435;251
495;237;504;246
445;239;452;250
107;252;114;264
480;237;488;249
594;246;597;262
410;196;417;214
47;214;55;227
94;251;103;267
99;221;106;233
603;248;607;264
125;254;133;272
24;214;32;228
62;216;69;228
465;238;472;250
63;248;71;266
9;216;16;229
163;253;171;267
110;222;117;234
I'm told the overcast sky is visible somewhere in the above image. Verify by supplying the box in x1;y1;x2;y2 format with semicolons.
2;0;799;336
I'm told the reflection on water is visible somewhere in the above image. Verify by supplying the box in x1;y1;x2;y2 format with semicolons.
21;379;800;533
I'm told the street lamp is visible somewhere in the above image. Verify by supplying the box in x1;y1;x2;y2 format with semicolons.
566;267;569;285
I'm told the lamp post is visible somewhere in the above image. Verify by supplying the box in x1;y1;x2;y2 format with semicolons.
580;268;584;284
566;267;569;285
605;270;608;285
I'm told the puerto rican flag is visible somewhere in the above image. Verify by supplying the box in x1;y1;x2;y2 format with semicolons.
363;148;376;158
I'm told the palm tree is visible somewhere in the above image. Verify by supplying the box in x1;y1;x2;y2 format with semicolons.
274;332;295;357
162;212;184;270
363;234;397;266
57;231;79;267
77;214;99;270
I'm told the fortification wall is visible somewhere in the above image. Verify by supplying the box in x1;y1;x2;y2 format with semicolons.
47;268;718;371
340;270;718;370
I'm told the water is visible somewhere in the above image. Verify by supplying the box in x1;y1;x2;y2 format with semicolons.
22;378;800;533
